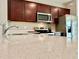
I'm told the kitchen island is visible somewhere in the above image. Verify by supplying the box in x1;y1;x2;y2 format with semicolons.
0;33;77;59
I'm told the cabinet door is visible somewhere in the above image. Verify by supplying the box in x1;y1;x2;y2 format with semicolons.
24;1;37;22
59;8;70;17
51;7;59;24
8;0;24;21
37;4;50;13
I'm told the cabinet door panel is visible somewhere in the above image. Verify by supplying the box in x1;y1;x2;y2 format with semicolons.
51;7;59;24
8;0;24;21
51;7;59;19
25;2;37;22
37;4;50;13
59;8;70;17
25;13;36;22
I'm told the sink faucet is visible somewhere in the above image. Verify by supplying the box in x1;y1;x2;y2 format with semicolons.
2;24;18;35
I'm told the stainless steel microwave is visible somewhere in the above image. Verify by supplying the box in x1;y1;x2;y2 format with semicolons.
37;12;52;22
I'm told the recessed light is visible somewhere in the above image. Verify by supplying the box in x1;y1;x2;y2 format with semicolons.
27;0;35;1
54;8;59;11
29;3;36;8
69;2;73;6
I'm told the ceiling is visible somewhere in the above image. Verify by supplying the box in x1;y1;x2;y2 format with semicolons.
26;0;72;7
27;0;72;4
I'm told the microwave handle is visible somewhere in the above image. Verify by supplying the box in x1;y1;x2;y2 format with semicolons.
49;15;52;21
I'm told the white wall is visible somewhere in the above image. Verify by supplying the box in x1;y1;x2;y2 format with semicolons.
9;21;56;32
0;0;8;39
0;0;8;26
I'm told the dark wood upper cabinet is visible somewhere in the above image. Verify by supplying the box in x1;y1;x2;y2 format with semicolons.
51;7;59;24
8;0;24;21
37;4;51;13
8;0;70;22
59;8;70;17
51;7;59;19
24;1;37;22
51;7;70;24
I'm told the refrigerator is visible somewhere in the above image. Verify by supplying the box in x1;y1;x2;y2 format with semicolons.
59;14;78;43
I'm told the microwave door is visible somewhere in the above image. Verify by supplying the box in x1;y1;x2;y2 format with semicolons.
37;14;49;21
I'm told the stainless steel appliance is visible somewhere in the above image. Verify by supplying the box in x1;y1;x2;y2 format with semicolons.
59;15;78;42
37;12;52;22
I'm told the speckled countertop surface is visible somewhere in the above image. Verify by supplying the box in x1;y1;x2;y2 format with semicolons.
0;34;77;59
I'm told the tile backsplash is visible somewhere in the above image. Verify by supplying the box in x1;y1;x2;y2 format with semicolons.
9;21;55;32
